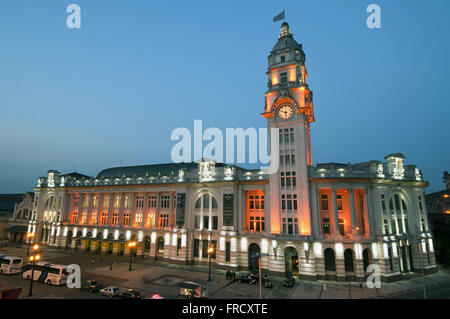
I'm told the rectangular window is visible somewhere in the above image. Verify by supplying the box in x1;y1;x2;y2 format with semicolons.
102;195;110;208
225;241;231;262
203;216;209;229
145;212;155;227
111;211;119;225
123;212;130;225
323;218;330;234
136;195;144;209
212;216;218;230
159;214;169;227
100;211;108;225
202;240;209;258
320;194;329;211
246;191;265;232
134;212;143;225
148;195;157;208
280;72;288;84
160;195;170;209
193;239;200;257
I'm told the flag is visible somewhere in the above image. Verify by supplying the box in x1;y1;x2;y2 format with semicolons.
273;10;285;22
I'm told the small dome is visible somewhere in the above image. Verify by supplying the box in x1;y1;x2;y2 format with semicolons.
271;22;300;52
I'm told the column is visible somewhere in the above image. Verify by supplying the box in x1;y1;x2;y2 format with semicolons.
349;189;357;231
331;187;340;236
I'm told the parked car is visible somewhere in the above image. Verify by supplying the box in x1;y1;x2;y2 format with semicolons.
238;273;257;284
81;280;103;292
283;276;296;288
121;289;142;299
99;286;120;298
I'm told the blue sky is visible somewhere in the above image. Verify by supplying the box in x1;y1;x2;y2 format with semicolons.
0;0;449;193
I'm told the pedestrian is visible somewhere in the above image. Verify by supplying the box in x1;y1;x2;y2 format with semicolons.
226;271;230;280
232;271;236;281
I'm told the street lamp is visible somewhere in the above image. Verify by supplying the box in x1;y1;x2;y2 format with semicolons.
128;241;136;271
26;233;33;256
352;226;363;288
207;245;214;281
28;244;40;297
417;238;427;299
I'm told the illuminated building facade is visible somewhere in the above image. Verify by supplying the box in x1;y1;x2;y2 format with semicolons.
29;23;437;282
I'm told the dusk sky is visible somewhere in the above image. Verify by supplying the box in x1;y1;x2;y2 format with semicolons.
0;0;449;194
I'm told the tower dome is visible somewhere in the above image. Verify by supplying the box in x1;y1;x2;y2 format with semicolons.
269;22;305;69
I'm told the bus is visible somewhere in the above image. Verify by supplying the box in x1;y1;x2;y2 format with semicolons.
22;261;69;286
0;255;23;274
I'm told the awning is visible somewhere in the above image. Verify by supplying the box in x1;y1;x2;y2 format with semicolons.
7;225;28;233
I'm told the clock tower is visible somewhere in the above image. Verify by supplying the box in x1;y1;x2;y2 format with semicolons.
263;22;314;236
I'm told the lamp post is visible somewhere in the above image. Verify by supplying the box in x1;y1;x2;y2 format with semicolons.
417;238;427;299
207;245;214;281
28;244;40;297
128;241;136;271
26;233;33;256
352;226;363;288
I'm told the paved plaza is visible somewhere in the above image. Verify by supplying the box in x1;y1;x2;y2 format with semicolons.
1;245;449;299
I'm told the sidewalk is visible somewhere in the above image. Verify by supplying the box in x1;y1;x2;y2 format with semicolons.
290;267;450;299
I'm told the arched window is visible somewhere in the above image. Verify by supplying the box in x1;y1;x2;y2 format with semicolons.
324;248;336;271
389;193;409;235
344;249;355;272
194;193;219;230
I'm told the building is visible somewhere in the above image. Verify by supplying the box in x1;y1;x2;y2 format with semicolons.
28;22;437;282
426;171;450;264
0;193;33;242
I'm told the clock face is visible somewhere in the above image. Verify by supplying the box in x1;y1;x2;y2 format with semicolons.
278;105;293;120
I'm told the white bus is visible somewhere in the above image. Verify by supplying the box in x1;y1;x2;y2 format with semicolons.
22;261;69;286
0;255;23;274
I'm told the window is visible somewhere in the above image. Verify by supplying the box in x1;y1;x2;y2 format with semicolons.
124;195;131;209
82;195;89;208
80;211;87;224
320;194;329;211
134;212;143;225
225;241;231;262
212;216;218;230
280;55;285;63
111;211;119;225
281;194;297;211
203;216;209;229
123;212;130;225
389;194;408;235
194;194;218;230
92;195;98;208
246;192;265;232
202;240;209;258
148;195;157;208
279;128;294;145
71;211;78;224
136;195;144;209
146;212;155;227
282;217;299;235
100;211;108;225
159;214;169;227
193;239;200;257
322;218;330;234
280;72;288;84
90;212;97;225
102;195;110;208
160;195;170;209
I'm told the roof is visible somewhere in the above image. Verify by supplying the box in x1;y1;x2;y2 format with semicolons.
61;172;92;179
96;162;226;179
426;189;450;199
